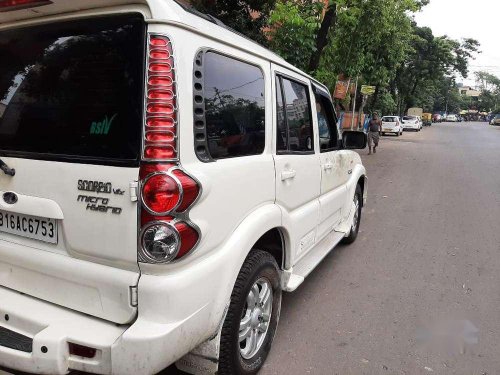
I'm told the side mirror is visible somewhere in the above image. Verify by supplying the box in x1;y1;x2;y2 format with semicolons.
342;131;367;150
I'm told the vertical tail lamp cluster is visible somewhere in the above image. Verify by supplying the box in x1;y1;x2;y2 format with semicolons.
139;34;201;264
144;35;177;160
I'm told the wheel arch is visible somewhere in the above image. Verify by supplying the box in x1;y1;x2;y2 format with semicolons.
358;174;367;207
252;227;288;270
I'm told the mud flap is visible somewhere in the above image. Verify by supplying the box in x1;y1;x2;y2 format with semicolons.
175;305;228;375
175;333;220;375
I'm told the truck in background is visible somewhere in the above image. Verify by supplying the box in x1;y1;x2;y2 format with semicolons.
407;107;424;118
407;107;424;128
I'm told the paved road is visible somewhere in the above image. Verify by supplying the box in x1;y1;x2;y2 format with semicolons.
3;122;500;375
160;121;500;375
260;122;500;375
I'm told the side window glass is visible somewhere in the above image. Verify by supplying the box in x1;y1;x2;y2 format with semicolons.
279;78;313;152
315;93;339;152
202;52;265;160
276;77;287;152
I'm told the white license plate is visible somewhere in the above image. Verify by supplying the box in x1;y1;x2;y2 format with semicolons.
0;210;57;244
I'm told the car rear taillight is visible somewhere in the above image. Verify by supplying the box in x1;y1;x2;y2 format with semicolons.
142;173;180;215
144;35;177;161
139;35;201;264
0;0;52;12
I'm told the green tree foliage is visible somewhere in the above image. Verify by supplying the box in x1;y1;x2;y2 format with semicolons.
394;25;480;113
266;1;323;70
187;0;479;116
475;71;500;112
266;0;432;112
190;0;276;45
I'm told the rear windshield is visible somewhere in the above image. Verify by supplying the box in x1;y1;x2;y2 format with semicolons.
382;117;397;122
403;116;416;120
0;14;145;165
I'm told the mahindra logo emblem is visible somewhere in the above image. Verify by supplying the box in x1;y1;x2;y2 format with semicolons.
3;192;18;205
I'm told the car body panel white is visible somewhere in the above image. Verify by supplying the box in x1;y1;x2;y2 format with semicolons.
0;158;140;323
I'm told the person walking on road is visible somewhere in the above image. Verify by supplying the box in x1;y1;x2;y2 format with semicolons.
368;113;382;155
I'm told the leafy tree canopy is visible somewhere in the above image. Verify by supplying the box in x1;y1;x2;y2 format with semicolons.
190;0;276;45
187;0;480;116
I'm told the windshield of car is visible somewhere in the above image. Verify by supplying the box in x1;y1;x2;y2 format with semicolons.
0;14;145;165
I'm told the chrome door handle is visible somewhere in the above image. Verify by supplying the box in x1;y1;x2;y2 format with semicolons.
281;170;297;181
323;163;334;171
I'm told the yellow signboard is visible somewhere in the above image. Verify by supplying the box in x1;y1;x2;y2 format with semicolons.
361;85;376;95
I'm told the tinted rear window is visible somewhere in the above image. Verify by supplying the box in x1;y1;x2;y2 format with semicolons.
382;117;397;122
0;14;145;165
403;116;416;120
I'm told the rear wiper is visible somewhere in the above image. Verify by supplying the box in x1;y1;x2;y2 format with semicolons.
0;159;15;176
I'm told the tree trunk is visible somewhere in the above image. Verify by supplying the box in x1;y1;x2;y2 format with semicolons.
308;2;338;73
371;85;380;111
410;76;421;97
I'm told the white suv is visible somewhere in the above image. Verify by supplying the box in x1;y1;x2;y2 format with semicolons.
0;1;367;374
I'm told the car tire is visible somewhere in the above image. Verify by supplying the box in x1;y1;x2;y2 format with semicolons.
219;250;282;375
341;184;362;245
395;132;399;137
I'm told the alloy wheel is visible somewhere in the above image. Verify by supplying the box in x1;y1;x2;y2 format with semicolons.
239;278;273;359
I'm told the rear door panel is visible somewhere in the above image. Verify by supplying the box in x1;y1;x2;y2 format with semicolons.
0;157;140;323
0;14;145;323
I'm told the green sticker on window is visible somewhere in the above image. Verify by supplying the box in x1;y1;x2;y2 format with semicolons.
90;114;117;135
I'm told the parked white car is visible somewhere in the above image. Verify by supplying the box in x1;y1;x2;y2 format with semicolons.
381;116;403;136
446;114;458;122
402;116;422;131
0;1;368;374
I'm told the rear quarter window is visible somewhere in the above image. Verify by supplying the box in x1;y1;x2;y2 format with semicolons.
0;14;145;165
196;52;265;161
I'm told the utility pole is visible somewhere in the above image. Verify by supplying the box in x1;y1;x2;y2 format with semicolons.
351;75;359;130
358;95;368;129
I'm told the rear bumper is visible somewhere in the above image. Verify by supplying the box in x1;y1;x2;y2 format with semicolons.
0;205;283;374
0;286;124;374
0;283;213;375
